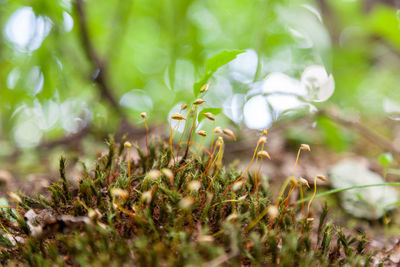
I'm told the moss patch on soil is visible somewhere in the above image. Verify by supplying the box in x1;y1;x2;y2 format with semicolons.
0;137;380;266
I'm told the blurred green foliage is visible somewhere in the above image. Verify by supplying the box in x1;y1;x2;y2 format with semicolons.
0;0;399;150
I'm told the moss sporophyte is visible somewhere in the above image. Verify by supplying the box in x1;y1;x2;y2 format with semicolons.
140;112;149;154
0;83;388;265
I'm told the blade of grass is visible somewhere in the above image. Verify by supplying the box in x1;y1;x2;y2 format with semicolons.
296;182;400;205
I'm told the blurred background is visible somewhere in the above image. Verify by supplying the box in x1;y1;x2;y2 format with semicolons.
1;0;400;186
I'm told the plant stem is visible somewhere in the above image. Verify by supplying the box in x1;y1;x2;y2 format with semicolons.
299;185;304;217
306;177;317;218
204;144;224;198
176;136;206;172
281;184;295;208
209;121;216;155
0;221;12;235
245;208;268;232
203;139;220;178
179;141;211;156
144;119;149;154
293;148;301;177
176;105;193;159
275;177;297;206
182;105;198;161
222;142;261;196
293;147;305;215
169;121;175;164
127;148;131;194
253;142;265;199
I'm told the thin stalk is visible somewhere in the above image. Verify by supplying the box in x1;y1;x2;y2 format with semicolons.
176;104;193;158
179;141;211;156
176;135;206;173
222;142;261;196
296;182;400;204
299;185;304;217
293;147;305;215
0;221;12;235
281;184;296;208
169;110;186;163
203;122;217;178
253;152;260;191
209;121;216;154
204;144;224;197
306;177;317;218
127;148;131;194
254;162;263;199
182;105;198;161
169;121;175;164
275;177;297;206
245;208;268;232
253;142;265;199
293;148;301;176
117;206;135;217
208;145;222;174
203;138;219;178
144;119;149;154
222;131;267;196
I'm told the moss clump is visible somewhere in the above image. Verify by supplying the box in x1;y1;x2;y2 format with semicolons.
0;137;375;266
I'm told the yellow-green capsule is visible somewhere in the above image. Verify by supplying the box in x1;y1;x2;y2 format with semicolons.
193;99;206;105
197;130;207;137
223;129;236;141
257;150;271;160
202;112;215;121
171;113;185;120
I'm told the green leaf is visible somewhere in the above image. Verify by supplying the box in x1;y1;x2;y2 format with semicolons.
205;50;245;74
193;50;245;96
378;153;393;166
198;108;222;122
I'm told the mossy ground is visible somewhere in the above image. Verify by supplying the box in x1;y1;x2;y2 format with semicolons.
0;137;381;266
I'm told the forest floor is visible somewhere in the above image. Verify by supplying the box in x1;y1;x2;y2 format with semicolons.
1;121;400;265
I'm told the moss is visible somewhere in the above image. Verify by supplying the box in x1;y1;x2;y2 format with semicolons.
0;138;377;266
